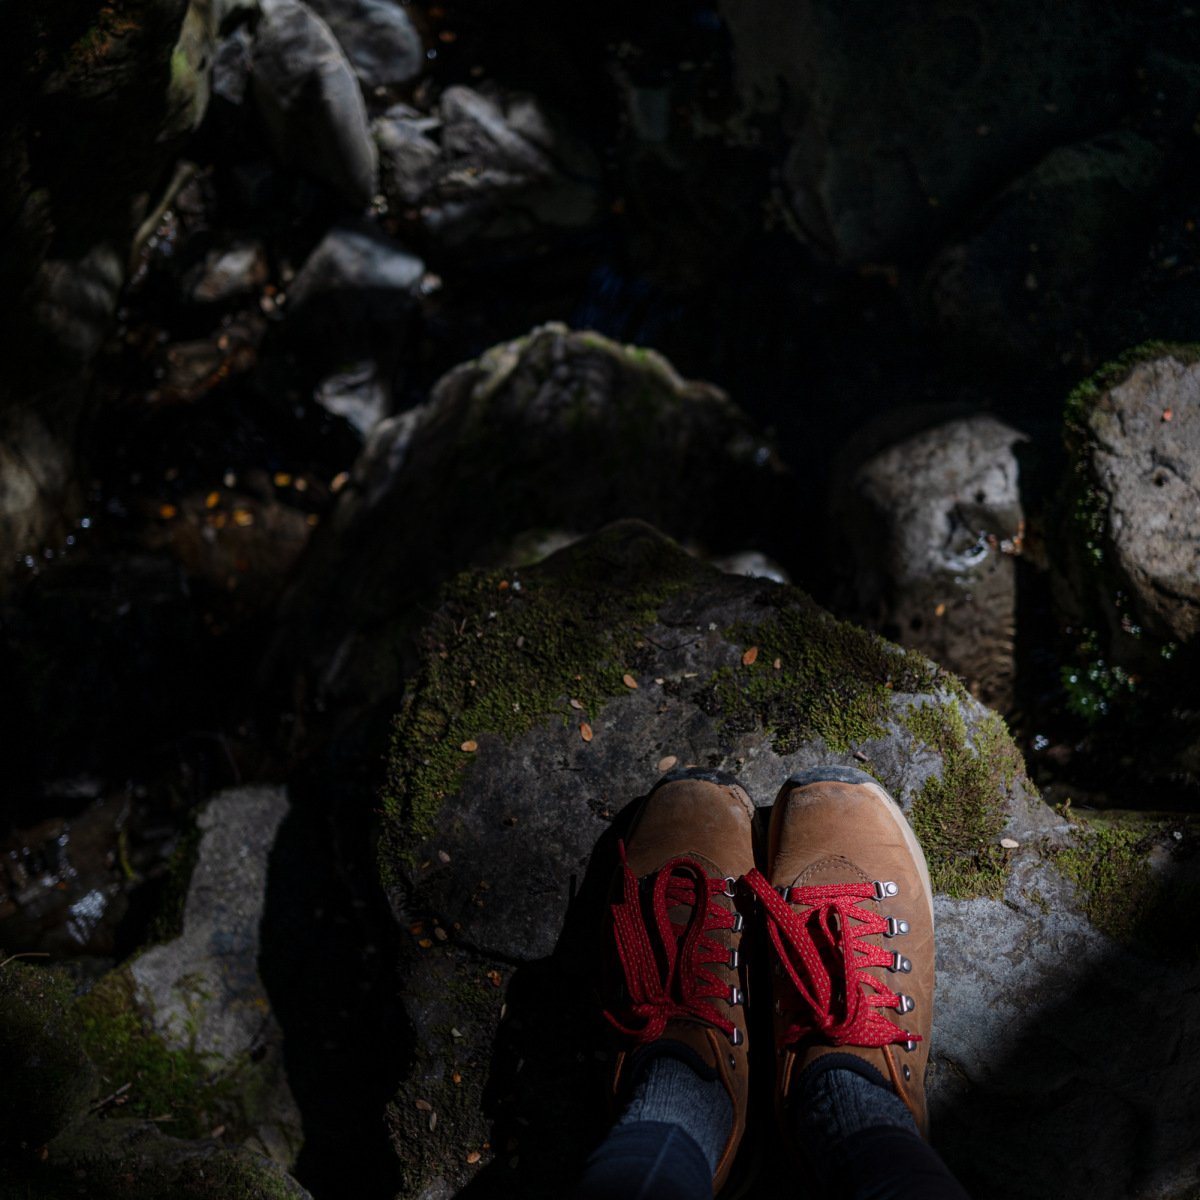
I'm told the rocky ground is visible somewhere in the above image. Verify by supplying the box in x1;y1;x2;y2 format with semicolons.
3;1;1200;1197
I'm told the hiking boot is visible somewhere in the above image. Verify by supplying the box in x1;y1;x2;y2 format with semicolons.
602;768;756;1193
742;766;934;1140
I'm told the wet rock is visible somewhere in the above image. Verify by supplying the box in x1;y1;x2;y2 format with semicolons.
831;414;1028;711
718;0;1131;262
922;130;1166;365
288;219;424;306
250;0;379;205
130;786;302;1166
267;323;778;731
372;85;601;247
306;0;424;91
0;799;130;958
186;240;270;303
375;520;1198;1199
211;24;254;105
314;360;390;435
1060;347;1200;648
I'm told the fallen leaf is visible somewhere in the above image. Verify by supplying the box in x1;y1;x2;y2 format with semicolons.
331;471;350;492
438;850;451;863
415;1099;432;1111
487;969;502;986
159;503;178;519
655;677;665;684
854;750;868;762
434;926;448;941
581;723;593;742
418;938;433;948
461;740;477;752
742;646;758;666
210;1125;225;1138
623;674;638;689
683;672;698;678
453;1072;463;1083
451;1028;463;1039
429;1111;437;1131
467;1152;482;1164
205;492;220;509
570;699;584;709
657;755;678;772
1000;838;1019;849
773;658;781;670
1163;408;1174;421
498;580;510;591
409;922;425;936
273;472;291;487
935;603;946;617
233;509;254;527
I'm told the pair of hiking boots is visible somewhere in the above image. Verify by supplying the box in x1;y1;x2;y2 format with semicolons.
603;765;934;1193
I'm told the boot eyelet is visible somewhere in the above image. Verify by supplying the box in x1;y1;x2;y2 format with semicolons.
729;1053;736;1069
889;952;912;973
729;1027;744;1047
728;986;744;1006
885;917;910;937
903;1065;911;1081
731;913;744;934
722;876;738;897
872;880;899;900
895;994;914;1015
728;948;739;969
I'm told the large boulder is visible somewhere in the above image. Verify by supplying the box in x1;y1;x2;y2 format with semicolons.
266;322;780;742
250;0;379;205
830;413;1028;711
717;0;1132;263
375;520;1200;1199
1060;345;1200;650
921;130;1166;365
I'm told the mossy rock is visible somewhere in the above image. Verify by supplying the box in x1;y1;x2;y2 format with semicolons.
1052;343;1200;801
0;959;311;1199
268;321;780;748
370;521;1200;1199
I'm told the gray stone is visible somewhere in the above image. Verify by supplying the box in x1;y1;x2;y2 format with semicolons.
251;0;378;204
921;130;1167;363
188;240;269;303
717;0;1131;262
372;85;601;245
212;25;254;106
287;220;424;307
710;548;791;583
376;521;1200;1199
306;0;424;90
832;414;1028;710
314;360;390;434
1069;352;1200;646
130;786;302;1167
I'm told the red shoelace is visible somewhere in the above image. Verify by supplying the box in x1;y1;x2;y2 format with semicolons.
604;841;741;1043
743;868;920;1050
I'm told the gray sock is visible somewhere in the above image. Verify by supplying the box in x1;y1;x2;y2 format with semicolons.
793;1060;918;1181
619;1046;733;1176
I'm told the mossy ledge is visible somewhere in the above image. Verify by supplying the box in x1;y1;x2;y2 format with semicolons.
383;521;1030;902
1038;815;1200;956
381;523;701;860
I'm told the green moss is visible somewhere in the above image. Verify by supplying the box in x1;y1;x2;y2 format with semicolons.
75;971;243;1140
706;599;945;754
1039;823;1154;942
382;526;700;858
901;700;1022;899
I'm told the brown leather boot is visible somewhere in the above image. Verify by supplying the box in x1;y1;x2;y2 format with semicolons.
742;766;934;1145
603;768;756;1194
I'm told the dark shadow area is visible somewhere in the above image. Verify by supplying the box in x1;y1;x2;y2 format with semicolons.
259;760;408;1199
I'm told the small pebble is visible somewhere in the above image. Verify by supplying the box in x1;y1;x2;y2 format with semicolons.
623;673;638;688
657;755;678;772
438;850;451;863
415;1099;432;1111
1000;838;1019;849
